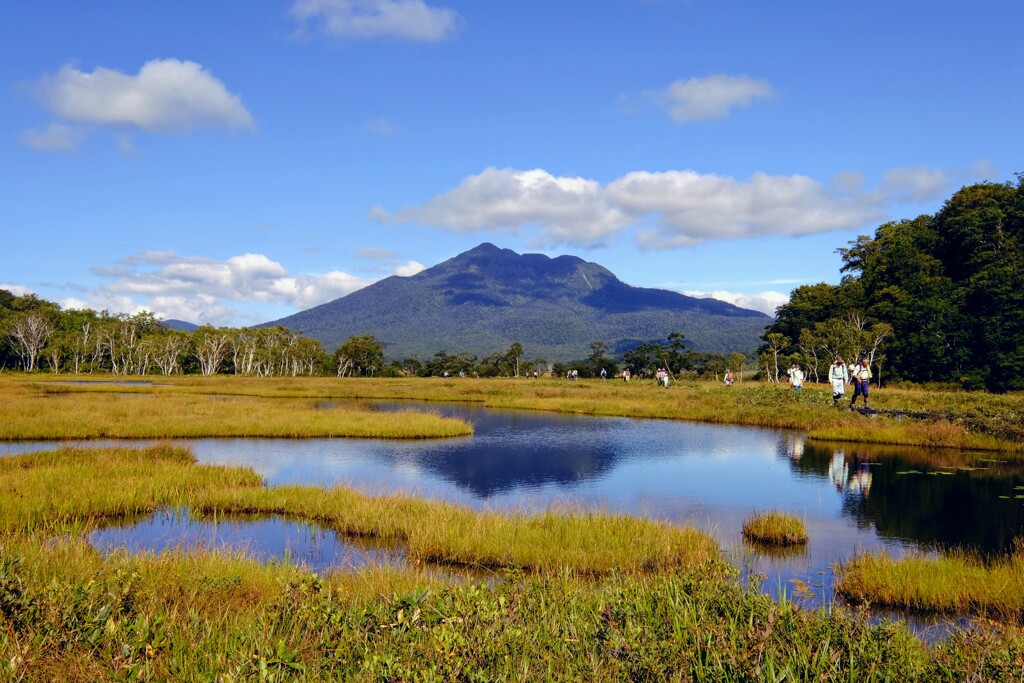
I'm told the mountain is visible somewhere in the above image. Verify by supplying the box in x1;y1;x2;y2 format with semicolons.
161;319;199;332
261;243;771;361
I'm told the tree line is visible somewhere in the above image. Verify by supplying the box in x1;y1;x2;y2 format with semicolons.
762;176;1024;392
0;290;750;380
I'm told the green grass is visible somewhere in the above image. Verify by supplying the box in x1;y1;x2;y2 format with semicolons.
4;443;1024;679
837;548;1024;619
741;511;809;546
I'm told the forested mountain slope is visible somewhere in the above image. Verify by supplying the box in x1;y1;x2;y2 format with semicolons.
262;243;770;362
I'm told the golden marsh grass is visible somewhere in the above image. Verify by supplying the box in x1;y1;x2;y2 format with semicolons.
0;380;472;440
741;511;809;546
7;374;1020;452
837;548;1024;618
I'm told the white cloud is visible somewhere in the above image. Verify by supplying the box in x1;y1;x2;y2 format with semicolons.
682;289;789;317
17;122;81;152
1;284;34;297
32;59;255;134
291;0;460;41
611;170;885;248
375;167;904;248
81;251;372;325
881;166;950;202
655;74;775;122
393;260;425;276
371;167;633;245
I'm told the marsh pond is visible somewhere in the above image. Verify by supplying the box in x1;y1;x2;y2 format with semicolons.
6;401;1024;619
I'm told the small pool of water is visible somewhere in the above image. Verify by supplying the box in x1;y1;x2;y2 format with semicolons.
89;508;403;573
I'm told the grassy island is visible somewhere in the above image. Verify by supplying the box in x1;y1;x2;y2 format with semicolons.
741;511;809;546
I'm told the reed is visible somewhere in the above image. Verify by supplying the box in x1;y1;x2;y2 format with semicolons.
836;548;1024;618
741;511;809;546
11;374;1021;452
0;382;472;440
5;444;1024;679
6;536;1023;681
192;486;723;575
0;445;263;533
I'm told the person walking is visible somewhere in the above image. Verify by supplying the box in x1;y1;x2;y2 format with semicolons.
829;357;849;406
724;369;734;386
789;363;804;394
850;358;873;410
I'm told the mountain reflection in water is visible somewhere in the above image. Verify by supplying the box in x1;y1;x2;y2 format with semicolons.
7;400;1024;607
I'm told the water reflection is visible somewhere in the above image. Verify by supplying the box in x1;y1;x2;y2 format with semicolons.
6;401;1024;611
90;508;404;574
789;440;1024;555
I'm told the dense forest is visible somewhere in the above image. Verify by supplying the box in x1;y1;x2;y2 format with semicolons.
763;176;1024;392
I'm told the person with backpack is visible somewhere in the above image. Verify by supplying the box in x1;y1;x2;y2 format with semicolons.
829;357;849;406
850;358;873;410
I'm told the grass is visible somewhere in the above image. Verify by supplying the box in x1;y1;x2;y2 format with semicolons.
837;548;1024;620
0;444;261;533
5;535;1024;681
4;444;1024;679
741;511;809;546
0;380;472;440
6;373;1022;453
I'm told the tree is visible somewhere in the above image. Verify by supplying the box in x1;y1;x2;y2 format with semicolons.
728;352;747;383
335;334;385;377
193;326;231;376
622;342;658;378
7;311;53;371
762;333;789;382
507;341;524;377
587;340;609;377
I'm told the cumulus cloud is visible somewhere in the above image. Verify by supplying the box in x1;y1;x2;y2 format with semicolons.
1;284;34;297
17;122;80;152
82;251;372;325
655;74;775;122
30;59;254;134
612;171;885;248
393;260;425;276
681;289;789;317
291;0;460;41
371;167;633;245
375;165;955;249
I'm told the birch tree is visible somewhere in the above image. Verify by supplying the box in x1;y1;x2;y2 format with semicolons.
7;312;53;371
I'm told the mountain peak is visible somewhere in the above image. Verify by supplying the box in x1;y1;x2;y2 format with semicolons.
261;243;769;360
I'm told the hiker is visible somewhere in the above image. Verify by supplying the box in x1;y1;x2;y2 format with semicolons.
623;368;631;382
829;357;849;406
724;369;734;386
850;359;873;410
600;368;607;380
789;363;804;393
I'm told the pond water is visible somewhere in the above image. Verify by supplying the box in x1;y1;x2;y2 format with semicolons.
7;401;1024;623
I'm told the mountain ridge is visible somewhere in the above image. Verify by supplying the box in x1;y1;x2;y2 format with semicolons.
261;243;771;361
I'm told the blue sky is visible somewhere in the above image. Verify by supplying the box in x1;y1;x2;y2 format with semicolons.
2;0;1020;324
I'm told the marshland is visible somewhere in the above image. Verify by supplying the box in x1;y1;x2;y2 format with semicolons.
4;375;1024;680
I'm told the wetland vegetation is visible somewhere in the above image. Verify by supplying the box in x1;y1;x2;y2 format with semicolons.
4;374;1024;679
741;511;809;547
